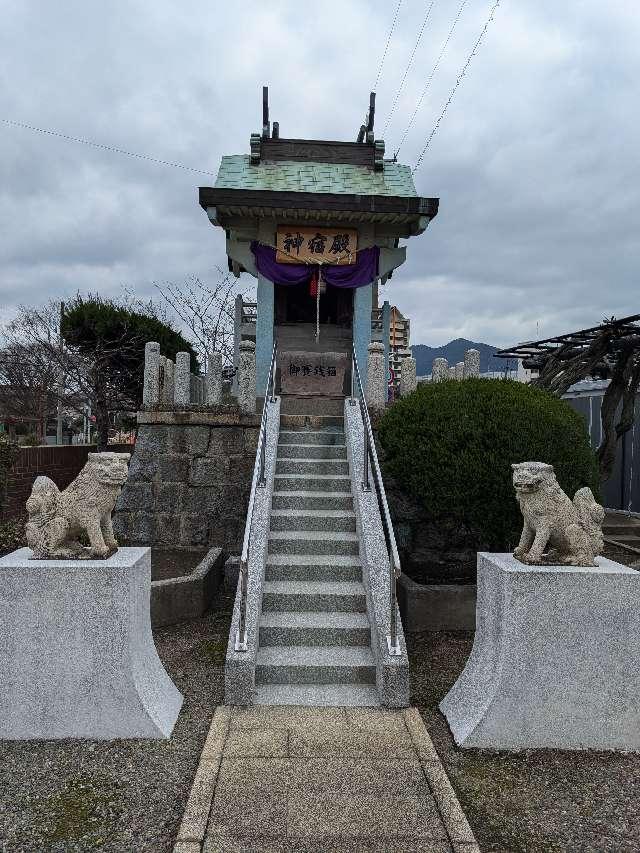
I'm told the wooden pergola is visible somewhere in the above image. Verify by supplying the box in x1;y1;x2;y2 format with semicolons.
496;314;640;479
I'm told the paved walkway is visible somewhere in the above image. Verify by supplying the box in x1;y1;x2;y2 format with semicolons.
173;705;479;853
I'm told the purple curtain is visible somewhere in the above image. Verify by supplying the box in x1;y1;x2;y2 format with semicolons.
251;241;379;288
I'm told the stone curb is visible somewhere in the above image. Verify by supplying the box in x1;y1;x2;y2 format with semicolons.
402;708;480;851
173;706;231;851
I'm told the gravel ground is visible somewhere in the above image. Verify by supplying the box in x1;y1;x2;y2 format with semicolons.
2;571;640;852
409;630;640;853
0;588;234;853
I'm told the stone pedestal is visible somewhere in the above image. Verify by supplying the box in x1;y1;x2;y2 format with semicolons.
440;552;640;750
0;547;183;740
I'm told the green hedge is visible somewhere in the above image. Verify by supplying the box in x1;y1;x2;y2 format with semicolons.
377;378;600;552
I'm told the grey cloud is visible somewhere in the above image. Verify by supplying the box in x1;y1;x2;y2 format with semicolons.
0;0;638;348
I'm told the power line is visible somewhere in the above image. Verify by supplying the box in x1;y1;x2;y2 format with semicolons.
394;0;469;158
372;0;404;93
382;0;438;137
0;118;216;176
412;0;502;173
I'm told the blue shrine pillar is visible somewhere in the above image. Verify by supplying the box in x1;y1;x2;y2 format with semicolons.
256;272;274;393
353;282;373;394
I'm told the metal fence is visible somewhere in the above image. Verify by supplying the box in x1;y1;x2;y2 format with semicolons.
564;380;639;513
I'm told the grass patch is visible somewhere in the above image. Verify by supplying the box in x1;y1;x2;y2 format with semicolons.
38;777;122;848
200;637;228;665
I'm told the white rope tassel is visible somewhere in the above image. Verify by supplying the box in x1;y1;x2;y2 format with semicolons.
315;271;321;343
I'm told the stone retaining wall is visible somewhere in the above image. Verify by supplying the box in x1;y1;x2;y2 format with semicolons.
113;409;260;553
2;443;132;520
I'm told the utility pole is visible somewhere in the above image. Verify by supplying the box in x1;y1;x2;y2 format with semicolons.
56;300;64;445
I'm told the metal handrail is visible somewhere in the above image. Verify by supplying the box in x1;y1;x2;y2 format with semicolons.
351;347;402;656
235;339;278;652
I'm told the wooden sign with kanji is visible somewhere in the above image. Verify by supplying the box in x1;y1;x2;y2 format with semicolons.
276;226;357;265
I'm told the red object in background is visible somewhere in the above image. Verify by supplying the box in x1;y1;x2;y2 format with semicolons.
309;267;319;298
89;415;96;423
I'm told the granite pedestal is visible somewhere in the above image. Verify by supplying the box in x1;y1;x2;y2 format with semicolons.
440;552;640;751
0;547;183;740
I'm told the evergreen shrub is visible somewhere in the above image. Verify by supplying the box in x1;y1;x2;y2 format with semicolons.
377;378;600;553
0;436;20;517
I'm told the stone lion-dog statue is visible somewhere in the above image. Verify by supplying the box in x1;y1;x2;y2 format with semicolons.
512;461;605;566
26;452;130;559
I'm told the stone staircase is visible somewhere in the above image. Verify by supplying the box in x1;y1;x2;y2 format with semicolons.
255;419;380;706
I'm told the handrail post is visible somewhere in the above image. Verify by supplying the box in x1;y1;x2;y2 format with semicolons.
361;401;371;492
258;433;266;487
234;339;277;653
350;352;357;405
235;558;248;651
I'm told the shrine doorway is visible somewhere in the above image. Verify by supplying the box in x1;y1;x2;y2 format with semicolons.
274;282;354;398
274;282;353;328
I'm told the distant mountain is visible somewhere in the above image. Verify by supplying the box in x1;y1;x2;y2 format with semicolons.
411;338;507;376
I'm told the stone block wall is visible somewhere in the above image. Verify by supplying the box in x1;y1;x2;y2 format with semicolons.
2;444;132;520
113;410;260;554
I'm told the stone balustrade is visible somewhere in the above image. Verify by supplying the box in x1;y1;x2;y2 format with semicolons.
427;349;481;385
142;341;244;409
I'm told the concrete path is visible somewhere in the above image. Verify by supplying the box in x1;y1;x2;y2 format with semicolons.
173;706;479;853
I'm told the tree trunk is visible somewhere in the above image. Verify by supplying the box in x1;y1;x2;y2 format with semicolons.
93;367;109;451
597;347;639;481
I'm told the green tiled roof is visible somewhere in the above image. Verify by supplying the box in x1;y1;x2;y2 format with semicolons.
214;155;417;197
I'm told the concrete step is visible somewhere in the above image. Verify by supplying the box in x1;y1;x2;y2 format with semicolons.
262;580;367;612
255;645;376;685
276;458;349;476
271;491;353;512
603;525;640;537
254;683;380;707
604;534;640;546
277;443;347;460
265;554;362;582
259;611;371;646
270;509;356;533
279;395;345;416
279;414;345;430
274;474;352;493
279;430;345;446
268;530;359;556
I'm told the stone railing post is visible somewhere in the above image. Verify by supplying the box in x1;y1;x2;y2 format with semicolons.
366;342;386;415
174;352;191;407
399;356;417;397
143;342;160;405
207;351;223;405
432;357;449;383
464;348;480;379
162;358;175;404
233;294;243;394
237;340;256;415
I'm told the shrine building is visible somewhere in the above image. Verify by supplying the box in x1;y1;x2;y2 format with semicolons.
198;89;439;405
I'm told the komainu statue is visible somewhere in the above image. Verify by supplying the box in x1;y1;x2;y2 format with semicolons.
512;461;605;566
26;452;130;559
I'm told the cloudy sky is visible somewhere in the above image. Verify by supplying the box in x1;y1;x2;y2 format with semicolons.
1;0;638;347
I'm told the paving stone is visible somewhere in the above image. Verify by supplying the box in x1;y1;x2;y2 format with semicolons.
230;704;346;731
216;756;429;794
223;728;288;757
345;707;410;734
185;705;476;853
403;707;442;763
204;834;452;853
288;725;415;759
208;788;287;839
174;841;202;853
286;791;448;839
